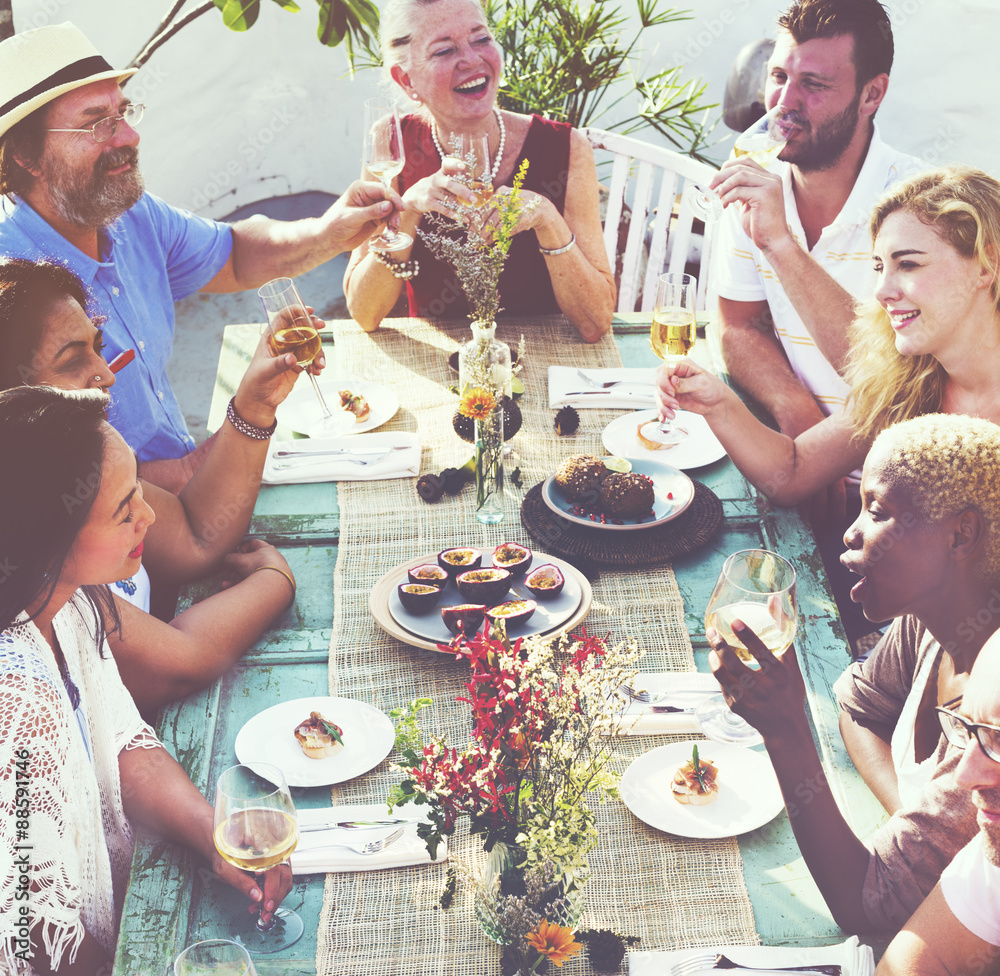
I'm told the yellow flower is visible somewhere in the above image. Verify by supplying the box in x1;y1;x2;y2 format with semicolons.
525;920;581;967
459;387;497;420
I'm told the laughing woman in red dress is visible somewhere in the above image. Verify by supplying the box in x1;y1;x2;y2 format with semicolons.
344;0;615;342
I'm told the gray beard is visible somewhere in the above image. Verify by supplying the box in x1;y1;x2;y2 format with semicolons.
43;146;145;229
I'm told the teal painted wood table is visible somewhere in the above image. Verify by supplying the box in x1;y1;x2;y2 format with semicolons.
112;317;886;975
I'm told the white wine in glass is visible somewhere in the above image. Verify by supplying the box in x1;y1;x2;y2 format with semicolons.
258;277;353;438
645;272;697;447
174;939;258;976
213;763;303;954
364;97;412;252
686;105;791;222
704;549;798;665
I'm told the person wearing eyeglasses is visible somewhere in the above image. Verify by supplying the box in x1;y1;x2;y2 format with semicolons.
0;22;403;493
707;413;1000;934
875;634;1000;975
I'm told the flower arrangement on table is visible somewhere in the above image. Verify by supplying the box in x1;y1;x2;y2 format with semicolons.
389;625;641;975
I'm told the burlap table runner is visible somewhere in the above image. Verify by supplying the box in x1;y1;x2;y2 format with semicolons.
317;317;758;975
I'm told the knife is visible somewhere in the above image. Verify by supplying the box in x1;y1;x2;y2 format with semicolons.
562;389;654;397
272;446;410;458
299;817;417;833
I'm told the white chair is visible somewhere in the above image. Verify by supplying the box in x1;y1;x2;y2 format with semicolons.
583;127;719;313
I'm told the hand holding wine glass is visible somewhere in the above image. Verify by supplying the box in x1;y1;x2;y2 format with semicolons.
258;277;353;437
686;105;791;222
363;96;413;252
213;762;303;953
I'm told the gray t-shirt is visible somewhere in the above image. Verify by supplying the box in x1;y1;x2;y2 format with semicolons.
834;615;978;931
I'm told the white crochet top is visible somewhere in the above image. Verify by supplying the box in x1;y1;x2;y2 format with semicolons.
0;592;159;974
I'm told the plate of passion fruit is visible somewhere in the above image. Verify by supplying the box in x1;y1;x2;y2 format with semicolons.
369;544;592;652
542;454;696;532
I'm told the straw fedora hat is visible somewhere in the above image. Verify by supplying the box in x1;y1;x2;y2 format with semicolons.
0;22;137;140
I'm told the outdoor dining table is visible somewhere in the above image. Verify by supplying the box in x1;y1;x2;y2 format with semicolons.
112;314;887;976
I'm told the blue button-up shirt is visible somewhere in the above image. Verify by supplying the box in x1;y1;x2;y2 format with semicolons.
0;192;233;461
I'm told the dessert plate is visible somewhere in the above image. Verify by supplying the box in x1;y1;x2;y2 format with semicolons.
602;409;727;470
621;740;784;839
276;377;399;436
370;552;591;652
234;696;394;788
541;457;695;532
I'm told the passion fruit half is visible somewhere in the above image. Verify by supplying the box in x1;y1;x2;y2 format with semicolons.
437;546;482;577
492;542;533;577
524;563;566;598
407;563;449;587
456;567;512;605
398;582;443;613
441;603;487;637
486;599;537;628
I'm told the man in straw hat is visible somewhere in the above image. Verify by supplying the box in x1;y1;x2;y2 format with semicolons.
0;22;401;490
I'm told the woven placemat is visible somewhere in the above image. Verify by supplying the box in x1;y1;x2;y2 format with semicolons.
315;317;758;975
520;480;723;569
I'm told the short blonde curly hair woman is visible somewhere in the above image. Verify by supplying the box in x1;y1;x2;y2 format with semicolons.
846;166;1000;443
872;413;1000;579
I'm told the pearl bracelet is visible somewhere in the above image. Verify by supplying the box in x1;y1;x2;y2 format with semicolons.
370;248;420;280
226;396;277;440
538;233;576;257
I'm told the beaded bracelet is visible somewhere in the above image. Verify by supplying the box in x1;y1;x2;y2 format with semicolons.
538;233;576;257
226;396;277;440
370;248;419;280
251;564;297;596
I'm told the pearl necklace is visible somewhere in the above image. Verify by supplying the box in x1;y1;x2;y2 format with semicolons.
430;105;506;184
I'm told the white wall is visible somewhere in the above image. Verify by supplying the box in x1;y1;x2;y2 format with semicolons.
11;0;1000;217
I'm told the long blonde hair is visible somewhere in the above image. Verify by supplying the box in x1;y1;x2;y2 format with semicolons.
845;165;1000;443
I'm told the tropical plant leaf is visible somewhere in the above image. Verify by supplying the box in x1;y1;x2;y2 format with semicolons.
269;0;301;10
214;0;261;31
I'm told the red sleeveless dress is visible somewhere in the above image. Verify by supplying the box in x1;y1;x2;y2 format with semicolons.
399;114;571;318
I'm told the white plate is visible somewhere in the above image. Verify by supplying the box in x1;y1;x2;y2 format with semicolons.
276;377;399;436
234;696;395;788
541;457;695;531
620;741;784;838
389;552;583;644
602;409;726;470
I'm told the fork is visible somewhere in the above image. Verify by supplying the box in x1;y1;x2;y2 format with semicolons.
309;826;405;855
670;953;841;976
272;445;411;458
575;368;641;389
272;451;391;470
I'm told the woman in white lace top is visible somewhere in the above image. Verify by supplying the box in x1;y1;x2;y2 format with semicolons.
0;259;304;716
0;387;292;975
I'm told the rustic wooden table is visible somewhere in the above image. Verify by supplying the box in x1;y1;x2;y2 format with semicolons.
112;316;885;975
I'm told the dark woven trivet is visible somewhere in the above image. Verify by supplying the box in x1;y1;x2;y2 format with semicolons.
520;480;723;569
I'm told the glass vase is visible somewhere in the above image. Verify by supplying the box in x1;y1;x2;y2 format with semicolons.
473;842;589;946
458;321;511;525
475;405;504;524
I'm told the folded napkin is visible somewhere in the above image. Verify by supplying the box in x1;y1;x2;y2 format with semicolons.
612;672;721;736
629;936;874;976
262;432;421;485
548;366;658;410
291;803;447;875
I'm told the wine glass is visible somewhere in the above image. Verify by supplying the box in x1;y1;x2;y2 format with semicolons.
685;105;791;222
442;131;494;209
174;939;258;975
643;272;697;447
697;550;797;745
257;277;353;438
363;97;412;252
213;763;303;953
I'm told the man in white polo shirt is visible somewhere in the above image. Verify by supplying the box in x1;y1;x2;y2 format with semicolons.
711;0;921;497
875;630;1000;975
710;0;921;649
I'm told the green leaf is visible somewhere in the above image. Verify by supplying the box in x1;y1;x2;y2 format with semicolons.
317;0;347;46
321;718;344;745
214;0;261;31
268;0;301;10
